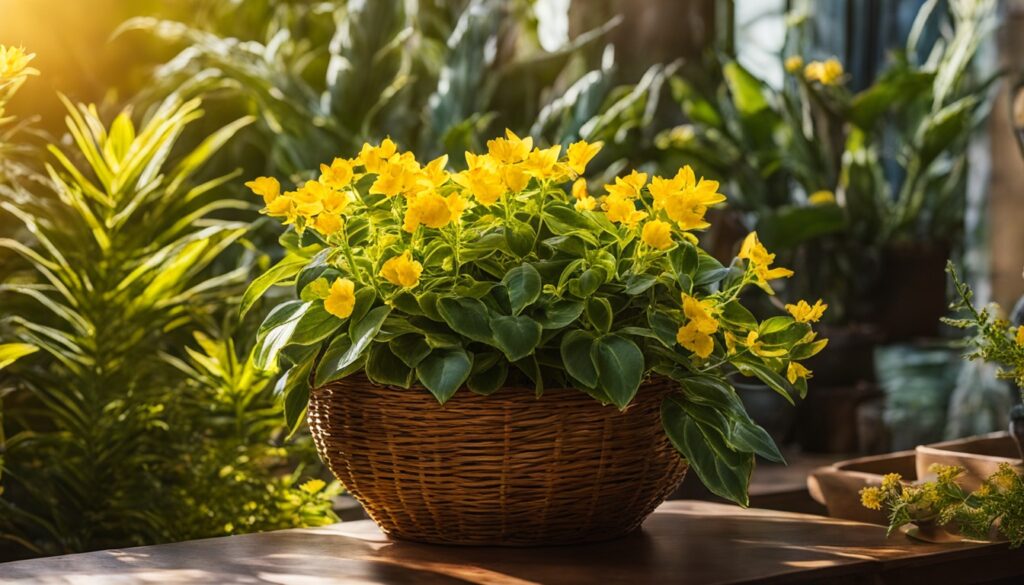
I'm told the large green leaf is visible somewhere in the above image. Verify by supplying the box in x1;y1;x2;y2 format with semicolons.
240;256;308;318
437;297;493;343
590;334;643;409
276;359;313;439
416;347;472;404
315;306;391;386
365;343;413;388
502;263;542;316
490;315;542;361
560;329;597;388
253;301;311;370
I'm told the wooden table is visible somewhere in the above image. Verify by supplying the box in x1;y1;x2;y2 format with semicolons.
2;501;1022;584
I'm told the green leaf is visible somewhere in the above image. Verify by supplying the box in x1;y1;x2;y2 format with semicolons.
275;359;313;439
668;242;698;278
315;306;391;386
437;297;493;343
730;419;785;463
560;329;598;388
535;299;584;330
416;347;472;404
466;356;508;395
719;301;758;330
624;274;657;295
662;395;753;506
289;303;341;346
733;359;795;405
240;255;307;317
253;301;311;370
502;263;542;315
648;310;679;348
348;287;379;335
590;334;644;409
490;315;542;361
505;219;535;257
790;338;829;360
585;297;613;333
365;343;413;388
568;267;604;297
388;334;432;368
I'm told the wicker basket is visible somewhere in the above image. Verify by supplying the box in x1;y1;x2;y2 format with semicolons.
308;376;688;546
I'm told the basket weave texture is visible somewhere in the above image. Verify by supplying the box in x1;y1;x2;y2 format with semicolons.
308;376;688;545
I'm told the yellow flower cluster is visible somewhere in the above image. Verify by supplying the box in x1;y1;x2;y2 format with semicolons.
785;299;827;323
803;58;844;86
0;45;37;82
676;294;719;359
738;232;794;293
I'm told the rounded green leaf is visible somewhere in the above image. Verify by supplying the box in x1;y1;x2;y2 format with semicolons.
490;315;542;361
416;347;472;404
585;297;613;333
502;263;542;316
559;329;597;388
437;297;494;343
590;334;644;409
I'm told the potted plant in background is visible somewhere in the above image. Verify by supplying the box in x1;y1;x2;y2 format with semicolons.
660;0;997;452
243;132;826;545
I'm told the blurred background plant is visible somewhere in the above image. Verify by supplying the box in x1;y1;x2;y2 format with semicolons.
0;80;336;557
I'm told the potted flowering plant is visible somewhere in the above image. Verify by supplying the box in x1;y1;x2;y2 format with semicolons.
243;132;827;545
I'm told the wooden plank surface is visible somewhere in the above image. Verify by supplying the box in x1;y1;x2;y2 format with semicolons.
2;500;1022;584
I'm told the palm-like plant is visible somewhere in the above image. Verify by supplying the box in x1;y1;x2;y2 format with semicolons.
116;0;676;181
0;96;257;554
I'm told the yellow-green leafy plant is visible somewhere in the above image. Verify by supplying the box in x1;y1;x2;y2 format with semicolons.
0;70;335;555
244;133;829;505
861;463;1024;547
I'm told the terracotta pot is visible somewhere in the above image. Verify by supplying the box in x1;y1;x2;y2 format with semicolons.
307;376;688;546
915;432;1024;491
808;450;917;525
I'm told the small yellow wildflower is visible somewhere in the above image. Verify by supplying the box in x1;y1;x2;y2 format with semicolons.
263;193;294;218
357;138;398;173
522;145;562;179
403;191;452;232
380;251;423;288
500;164;530;193
641;220;674;250
786;361;811;384
299;479;326;494
738;231;794;292
565;140;603;175
486;129;532;164
572;178;588;200
453;164;505;205
293;181;330;218
651;166;725;231
1016;325;1024;346
313;213;343;236
603;193;647;227
604;170;648;199
321;189;354;215
804;58;844;86
785;299;828;323
245;176;281;206
808;190;835;205
575;196;598;212
445;193;468;219
860;486;883;510
677;322;714;359
418;155;450;190
319;158;355;189
881;473;902;491
784;55;804;74
682;294;718;334
324;278;356;319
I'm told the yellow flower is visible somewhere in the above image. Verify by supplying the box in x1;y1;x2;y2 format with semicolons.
370;154;419;198
319;158;355;189
445;193;468;219
324;278;356;319
738;231;794;292
486;129;533;164
358;138;398;173
860;486;882;510
603;193;647;227
245;176;281;206
0;46;37;80
784;55;804;74
565;140;603;175
417;155;450;190
571;178;588;200
881;473;902;491
682;293;718;334
677;322;714;359
500;164;530;193
785;299;828;323
808;190;835;205
604;170;648;199
804;58;844;86
321;189;354;215
786;361;812;384
313;213;343;236
1016;326;1024;346
299;479;326;494
453;162;506;205
641;220;674;250
380;251;423;288
293;180;331;218
651;166;725;231
522;145;562;179
403;191;452;232
575;196;597;212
